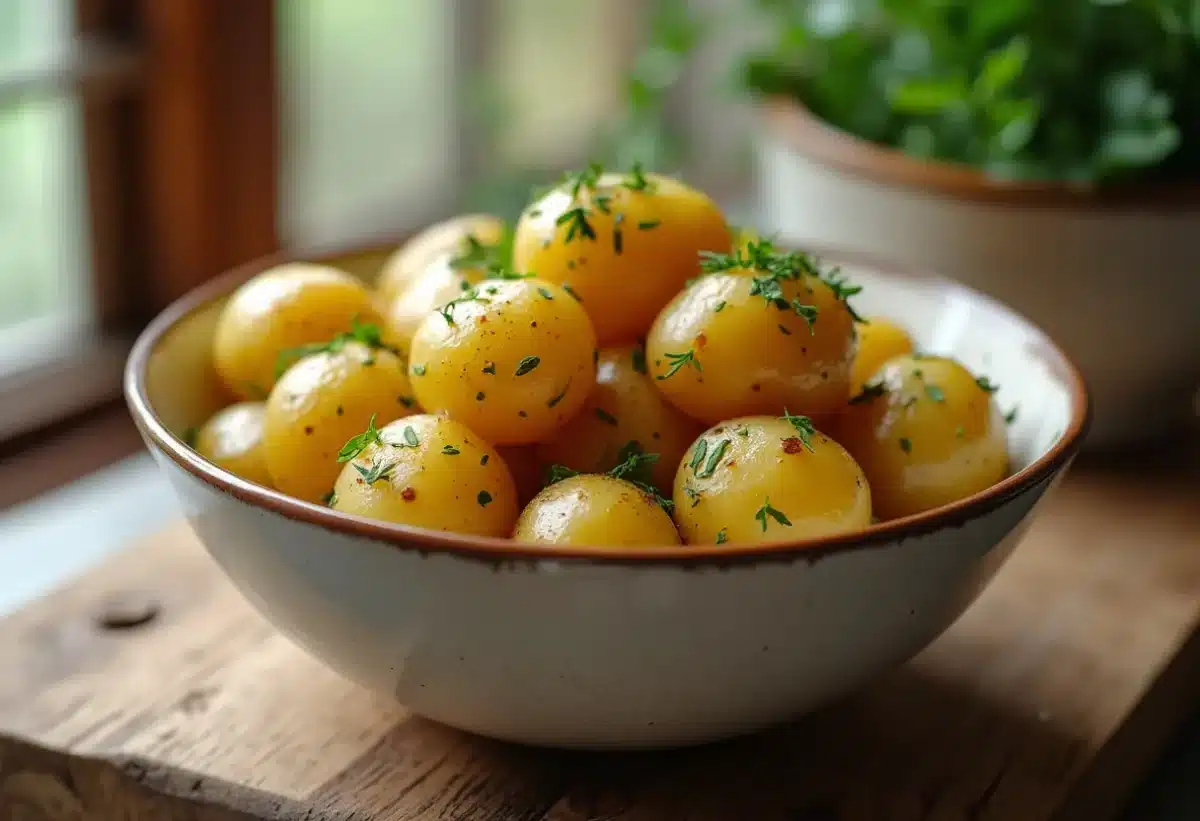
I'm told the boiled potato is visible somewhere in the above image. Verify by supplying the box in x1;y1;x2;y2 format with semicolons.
850;316;915;394
835;354;1009;520
193;401;272;487
513;474;681;547
262;340;417;503
376;214;506;305
645;245;859;424
332;414;518;537
672;415;871;545
512;164;730;345
535;344;703;494
213;262;383;400
383;223;512;350
408;277;596;446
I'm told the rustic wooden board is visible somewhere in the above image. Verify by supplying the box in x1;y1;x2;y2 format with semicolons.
1;462;1197;821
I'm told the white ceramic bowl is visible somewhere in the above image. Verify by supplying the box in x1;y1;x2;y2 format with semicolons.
124;241;1089;750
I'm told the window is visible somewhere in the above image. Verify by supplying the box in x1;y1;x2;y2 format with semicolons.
0;0;752;446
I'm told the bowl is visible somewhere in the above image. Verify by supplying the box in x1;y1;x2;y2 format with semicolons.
124;240;1089;750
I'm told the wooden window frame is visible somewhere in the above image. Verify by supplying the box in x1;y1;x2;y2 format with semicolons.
0;0;279;443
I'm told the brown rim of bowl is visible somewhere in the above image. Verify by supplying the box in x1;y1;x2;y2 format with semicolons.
124;238;1091;567
762;96;1200;209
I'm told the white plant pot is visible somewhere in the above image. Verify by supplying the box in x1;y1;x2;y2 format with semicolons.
754;101;1200;450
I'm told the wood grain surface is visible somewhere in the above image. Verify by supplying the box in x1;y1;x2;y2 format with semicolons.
0;463;1196;821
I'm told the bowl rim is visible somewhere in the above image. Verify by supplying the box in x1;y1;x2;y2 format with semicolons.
124;237;1091;566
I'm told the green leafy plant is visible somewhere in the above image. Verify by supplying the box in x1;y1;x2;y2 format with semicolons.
737;0;1200;185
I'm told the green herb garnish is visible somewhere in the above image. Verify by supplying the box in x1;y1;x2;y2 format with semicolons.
656;348;701;380
1004;405;1019;424
594;408;619;426
899;437;913;453
781;411;817;452
275;318;399;379
755;497;792;532
977;376;1000;393
515;356;541;376
925;385;946;403
477;490;493;507
442;445;460;456
715;529;728;545
354;459;393;485
338;415;384;462
622;161;655;193
696;438;730;479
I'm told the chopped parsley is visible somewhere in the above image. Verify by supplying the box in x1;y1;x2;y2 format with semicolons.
899;437;913;453
543;440;672;512
562;282;582;301
437;288;488;325
441;445;460;456
924;385;946;403
275;318;400;378
480;454;489;465
477;490;493;507
354;459;393;485
715;529;728;545
781;411;817;452
637;219;661;230
689;439;708;474
755;497;792;532
402;426;420;447
621;161;655;193
594;408;619;426
515;356;541;376
337;414;384;462
656;348;701;380
412;364;427;376
1004;405;1019;424
612;213;625;255
557;206;597;242
547;381;571;408
695;438;730;479
714;300;726;313
976;376;1000;394
537;287;554;300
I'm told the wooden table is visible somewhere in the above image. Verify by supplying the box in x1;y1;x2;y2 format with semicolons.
0;457;1196;821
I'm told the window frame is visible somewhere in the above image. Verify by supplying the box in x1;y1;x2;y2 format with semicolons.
0;0;279;443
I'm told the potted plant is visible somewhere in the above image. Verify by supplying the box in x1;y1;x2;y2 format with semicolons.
656;0;1200;448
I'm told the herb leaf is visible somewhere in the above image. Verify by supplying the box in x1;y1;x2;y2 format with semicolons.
656;348;701;380
781;410;817;452
338;415;384;462
754;497;793;532
515;356;541;376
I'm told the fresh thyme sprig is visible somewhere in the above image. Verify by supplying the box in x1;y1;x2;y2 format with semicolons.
276;318;401;379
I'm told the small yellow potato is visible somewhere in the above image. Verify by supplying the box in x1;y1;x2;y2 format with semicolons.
213;262;383;400
383;222;512;350
645;243;861;425
513;474;681;548
376;213;506;305
672;415;872;545
535;344;704;494
408;277;597;446
512;164;731;345
835;354;1010;521
192;401;272;487
850;316;915;394
332;414;518;537
262;340;416;503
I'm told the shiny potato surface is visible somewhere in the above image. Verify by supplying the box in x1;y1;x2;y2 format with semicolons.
383;225;511;351
850;316;915;394
376;214;506;306
193;401;273;487
512;165;730;345
535;345;704;494
645;256;858;424
213;263;384;400
835;354;1009;520
672;415;871;545
332;414;518;537
408;277;597;446
513;474;681;547
262;341;416;503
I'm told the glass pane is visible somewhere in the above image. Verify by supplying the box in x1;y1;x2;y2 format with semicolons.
490;1;627;169
0;0;90;334
278;0;455;248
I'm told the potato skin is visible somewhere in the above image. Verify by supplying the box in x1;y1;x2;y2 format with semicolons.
672;416;871;545
408;277;597;446
513;474;681;548
834;354;1009;521
262;341;417;503
376;214;505;305
332;414;518;537
645;271;857;425
535;345;704;494
512;170;730;345
193;401;273;487
850;316;915;394
213;263;383;400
